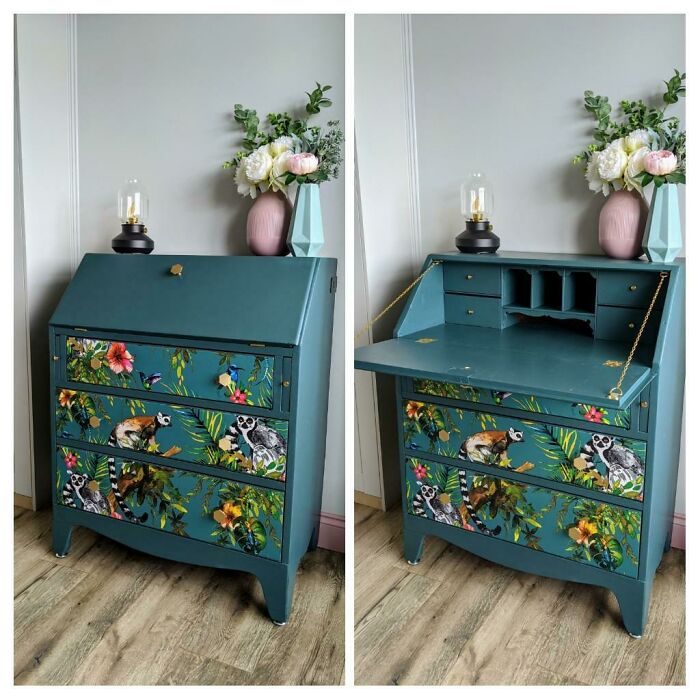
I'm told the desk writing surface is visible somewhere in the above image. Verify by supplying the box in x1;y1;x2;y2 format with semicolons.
355;323;652;410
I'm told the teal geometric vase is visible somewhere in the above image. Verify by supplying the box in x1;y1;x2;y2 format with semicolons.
287;183;324;257
642;183;683;263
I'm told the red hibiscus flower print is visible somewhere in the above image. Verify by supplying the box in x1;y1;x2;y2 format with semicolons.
63;452;78;469
583;407;604;423
228;388;247;404
412;463;427;480
110;512;123;520
106;342;134;374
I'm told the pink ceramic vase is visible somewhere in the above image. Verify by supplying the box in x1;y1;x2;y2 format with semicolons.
246;191;292;256
598;190;649;260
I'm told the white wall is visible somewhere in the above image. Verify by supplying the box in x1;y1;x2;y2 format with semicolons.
355;14;686;515
16;14;345;516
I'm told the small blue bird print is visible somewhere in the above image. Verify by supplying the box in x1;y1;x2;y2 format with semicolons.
226;365;240;382
139;371;162;391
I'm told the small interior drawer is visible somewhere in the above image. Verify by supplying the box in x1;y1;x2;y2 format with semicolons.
595;306;660;345
444;294;501;327
443;263;501;296
597;271;664;308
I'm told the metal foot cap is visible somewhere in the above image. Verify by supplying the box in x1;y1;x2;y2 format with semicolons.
406;559;420;566
55;553;68;558
628;633;642;639
272;620;287;626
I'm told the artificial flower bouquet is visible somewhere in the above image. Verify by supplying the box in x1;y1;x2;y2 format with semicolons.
573;70;685;195
223;83;344;199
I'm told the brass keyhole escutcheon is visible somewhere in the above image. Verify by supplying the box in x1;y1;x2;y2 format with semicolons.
467;309;475;315
629;284;637;291
89;416;101;428
281;380;290;388
170;263;184;276
90;358;101;369
628;322;636;329
640;400;649;408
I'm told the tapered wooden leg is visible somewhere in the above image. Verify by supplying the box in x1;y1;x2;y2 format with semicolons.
259;564;297;625
612;578;652;638
53;517;74;558
404;528;425;565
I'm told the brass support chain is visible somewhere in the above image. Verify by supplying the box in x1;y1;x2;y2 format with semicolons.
608;270;669;401
355;260;443;342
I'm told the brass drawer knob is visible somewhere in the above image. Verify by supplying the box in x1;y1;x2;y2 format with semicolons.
218;373;232;387
466;274;474;280
629;284;638;291
89;416;101;428
170;263;183;276
628;322;636;329
640;400;649;408
90;358;102;369
467;309;475;315
281;380;290;388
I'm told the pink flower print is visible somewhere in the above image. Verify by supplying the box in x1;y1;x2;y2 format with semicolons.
463;521;476;532
110;512;123;520
228;388;248;404
412;463;427;480
106;342;134;374
583;407;604;423
64;452;78;469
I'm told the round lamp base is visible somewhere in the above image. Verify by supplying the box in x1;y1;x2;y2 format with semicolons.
455;220;500;254
112;224;154;254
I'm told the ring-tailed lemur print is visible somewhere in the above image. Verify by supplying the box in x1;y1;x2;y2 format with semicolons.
224;415;287;468
577;433;644;491
411;483;462;526
457;469;502;536
106;412;172;522
458;427;524;465
62;472;110;515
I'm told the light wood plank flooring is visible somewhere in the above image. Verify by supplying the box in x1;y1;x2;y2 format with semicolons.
15;507;344;685
355;505;685;686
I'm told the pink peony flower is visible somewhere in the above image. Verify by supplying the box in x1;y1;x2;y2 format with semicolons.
583;407;604;423
287;153;319;176
644;150;678;176
228;388;247;404
64;452;78;469
106;342;134;374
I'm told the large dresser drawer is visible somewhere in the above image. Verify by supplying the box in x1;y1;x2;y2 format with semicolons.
411;377;633;430
403;399;646;500
56;447;284;560
65;336;276;410
443;263;501;296
56;389;288;481
406;457;641;578
597;270;664;308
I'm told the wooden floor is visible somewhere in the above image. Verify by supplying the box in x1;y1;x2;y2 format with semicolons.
14;507;344;685
354;505;685;686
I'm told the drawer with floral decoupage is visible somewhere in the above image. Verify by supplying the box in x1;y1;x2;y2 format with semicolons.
55;388;288;482
402;399;646;500
55;446;284;561
405;456;641;578
64;336;278;409
410;378;633;430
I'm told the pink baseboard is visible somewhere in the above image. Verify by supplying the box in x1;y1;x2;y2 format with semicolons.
318;512;344;553
672;512;685;550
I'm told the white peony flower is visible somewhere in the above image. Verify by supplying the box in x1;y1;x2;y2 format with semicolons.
269;151;293;192
269;136;296;157
624;129;652;153
244;145;274;183
623;146;651;193
597;139;628;183
235;157;258;199
585;151;606;194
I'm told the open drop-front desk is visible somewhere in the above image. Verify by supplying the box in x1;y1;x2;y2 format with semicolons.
355;252;684;637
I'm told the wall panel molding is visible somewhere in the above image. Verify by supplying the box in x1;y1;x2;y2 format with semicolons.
67;14;81;273
400;14;423;277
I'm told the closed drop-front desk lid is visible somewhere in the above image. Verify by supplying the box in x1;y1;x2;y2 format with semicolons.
355;324;653;410
50;254;333;346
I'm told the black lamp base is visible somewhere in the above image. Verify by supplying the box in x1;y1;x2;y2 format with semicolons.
112;224;154;254
455;220;500;254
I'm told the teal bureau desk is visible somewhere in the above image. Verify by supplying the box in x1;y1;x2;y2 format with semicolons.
355;251;684;637
50;254;337;624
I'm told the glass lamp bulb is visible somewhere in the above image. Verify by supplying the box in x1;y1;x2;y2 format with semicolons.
461;173;494;223
118;178;149;225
